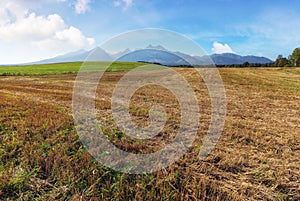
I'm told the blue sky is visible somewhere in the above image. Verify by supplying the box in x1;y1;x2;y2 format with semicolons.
1;0;300;64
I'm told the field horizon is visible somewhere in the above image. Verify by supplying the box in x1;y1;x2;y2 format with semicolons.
2;0;300;200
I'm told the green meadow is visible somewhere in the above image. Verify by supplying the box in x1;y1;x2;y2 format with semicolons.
0;62;146;76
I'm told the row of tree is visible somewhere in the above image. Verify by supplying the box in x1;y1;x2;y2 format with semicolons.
217;62;274;68
274;47;300;67
216;47;300;68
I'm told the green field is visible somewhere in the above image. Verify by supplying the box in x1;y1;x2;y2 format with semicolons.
0;62;146;76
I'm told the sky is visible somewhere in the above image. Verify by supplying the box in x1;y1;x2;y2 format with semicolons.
1;0;300;64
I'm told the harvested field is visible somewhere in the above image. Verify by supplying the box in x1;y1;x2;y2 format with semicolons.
0;67;299;200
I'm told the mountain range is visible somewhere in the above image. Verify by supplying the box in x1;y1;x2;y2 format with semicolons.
32;45;273;66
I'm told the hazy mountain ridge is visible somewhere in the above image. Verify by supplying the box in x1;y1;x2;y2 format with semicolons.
31;46;273;65
210;53;273;65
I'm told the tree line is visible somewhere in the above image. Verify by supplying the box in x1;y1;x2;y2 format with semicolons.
273;47;300;67
217;47;300;68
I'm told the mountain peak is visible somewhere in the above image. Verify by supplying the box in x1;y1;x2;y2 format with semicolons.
146;45;167;51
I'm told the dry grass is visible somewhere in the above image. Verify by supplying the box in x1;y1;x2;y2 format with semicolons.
0;67;299;200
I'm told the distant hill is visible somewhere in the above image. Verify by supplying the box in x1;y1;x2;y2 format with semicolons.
117;49;190;66
32;50;90;64
32;47;113;64
31;46;273;65
210;53;273;65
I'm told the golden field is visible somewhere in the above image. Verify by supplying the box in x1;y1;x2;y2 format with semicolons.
0;67;299;200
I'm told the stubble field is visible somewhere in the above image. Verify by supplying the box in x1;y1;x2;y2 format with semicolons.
0;65;299;200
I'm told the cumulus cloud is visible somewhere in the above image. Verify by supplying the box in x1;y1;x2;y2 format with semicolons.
114;0;133;11
0;13;66;41
0;0;95;63
0;1;28;25
212;42;235;54
34;26;95;51
75;0;91;14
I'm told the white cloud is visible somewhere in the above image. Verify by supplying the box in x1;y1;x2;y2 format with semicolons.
56;0;91;14
34;26;95;51
0;13;66;41
212;42;235;54
0;0;95;64
75;0;91;14
114;0;133;11
0;1;28;25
